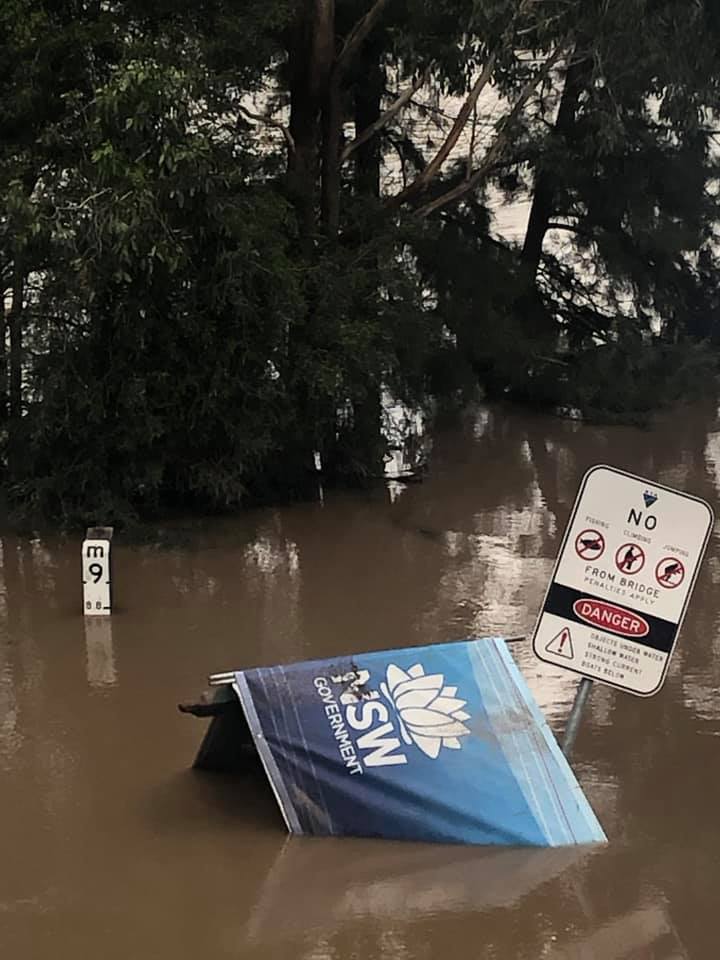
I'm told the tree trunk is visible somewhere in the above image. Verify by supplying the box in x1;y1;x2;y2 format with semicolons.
320;77;343;237
344;49;384;481
287;84;320;244
321;10;386;237
353;54;383;198
8;261;24;479
0;287;7;428
287;117;319;241
521;58;588;276
283;3;336;482
286;0;335;245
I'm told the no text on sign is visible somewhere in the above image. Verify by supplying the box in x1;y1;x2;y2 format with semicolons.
532;465;714;696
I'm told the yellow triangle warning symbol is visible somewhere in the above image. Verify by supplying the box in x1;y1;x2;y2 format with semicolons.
546;627;574;659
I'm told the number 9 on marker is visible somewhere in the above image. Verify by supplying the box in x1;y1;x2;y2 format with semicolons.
82;539;111;616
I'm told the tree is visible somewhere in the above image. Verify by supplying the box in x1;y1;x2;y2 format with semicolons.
3;0;720;525
0;0;122;477
510;1;720;412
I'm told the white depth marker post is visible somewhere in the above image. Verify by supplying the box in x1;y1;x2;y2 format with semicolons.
82;526;113;616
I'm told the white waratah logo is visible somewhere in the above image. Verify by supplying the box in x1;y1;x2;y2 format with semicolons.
380;663;471;759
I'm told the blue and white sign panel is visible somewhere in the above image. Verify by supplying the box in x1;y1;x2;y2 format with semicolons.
232;638;606;847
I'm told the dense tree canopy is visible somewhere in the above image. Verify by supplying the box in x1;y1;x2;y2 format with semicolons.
3;0;720;524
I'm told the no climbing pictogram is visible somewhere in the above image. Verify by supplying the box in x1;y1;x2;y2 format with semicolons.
655;557;685;589
545;627;574;660
615;542;645;574
575;529;605;561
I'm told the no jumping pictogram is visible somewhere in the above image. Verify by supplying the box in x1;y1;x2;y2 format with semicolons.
575;529;605;561
655;557;685;589
615;542;645;574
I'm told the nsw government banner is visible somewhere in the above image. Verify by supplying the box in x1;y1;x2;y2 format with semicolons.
232;637;606;847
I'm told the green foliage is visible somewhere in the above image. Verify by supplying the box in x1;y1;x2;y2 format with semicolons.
2;0;720;526
566;339;716;424
18;56;304;522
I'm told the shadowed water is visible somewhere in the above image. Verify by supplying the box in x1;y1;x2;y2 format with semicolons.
1;401;718;959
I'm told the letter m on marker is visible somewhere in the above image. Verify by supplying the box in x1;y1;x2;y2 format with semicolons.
356;723;407;767
87;545;104;559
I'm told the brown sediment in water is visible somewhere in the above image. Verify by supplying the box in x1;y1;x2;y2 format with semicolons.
0;402;716;959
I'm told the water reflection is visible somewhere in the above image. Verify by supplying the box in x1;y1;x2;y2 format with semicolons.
549;901;688;959
0;662;20;767
382;395;430;481
84;618;117;688
244;837;687;960
247;839;591;939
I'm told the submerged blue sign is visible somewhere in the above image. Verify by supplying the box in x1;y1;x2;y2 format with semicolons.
232;637;606;847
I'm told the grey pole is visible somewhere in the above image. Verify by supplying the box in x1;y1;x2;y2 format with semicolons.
561;677;593;757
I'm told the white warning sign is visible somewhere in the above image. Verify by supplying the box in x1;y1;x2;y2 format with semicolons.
532;465;714;697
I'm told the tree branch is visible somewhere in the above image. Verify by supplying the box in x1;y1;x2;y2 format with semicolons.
238;104;295;155
340;68;430;163
414;42;570;219
467;102;478;180
337;0;392;72
385;0;545;211
547;220;594;238
391;53;497;207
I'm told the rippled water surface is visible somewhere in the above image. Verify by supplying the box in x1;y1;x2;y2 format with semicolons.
2;402;719;959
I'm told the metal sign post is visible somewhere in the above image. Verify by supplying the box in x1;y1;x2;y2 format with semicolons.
561;677;593;757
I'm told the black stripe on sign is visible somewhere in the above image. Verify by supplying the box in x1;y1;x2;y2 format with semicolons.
543;583;677;654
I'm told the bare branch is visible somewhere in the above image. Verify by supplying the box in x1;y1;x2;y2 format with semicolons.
467;103;478;180
340;68;430;164
392;53;497;207
537;354;570;366
516;10;567;37
337;0;392;72
547;220;594;238
55;189;113;213
238;104;295;155
385;134;412;189
415;42;570;219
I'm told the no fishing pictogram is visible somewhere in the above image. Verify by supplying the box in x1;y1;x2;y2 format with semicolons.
575;529;605;561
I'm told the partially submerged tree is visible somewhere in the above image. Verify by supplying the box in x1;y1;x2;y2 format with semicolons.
3;0;720;524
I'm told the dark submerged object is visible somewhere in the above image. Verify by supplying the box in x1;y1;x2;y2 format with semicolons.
178;685;256;774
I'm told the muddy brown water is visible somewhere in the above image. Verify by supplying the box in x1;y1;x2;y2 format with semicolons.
2;402;720;959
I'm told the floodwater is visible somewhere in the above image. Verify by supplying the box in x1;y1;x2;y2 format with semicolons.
2;401;720;959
